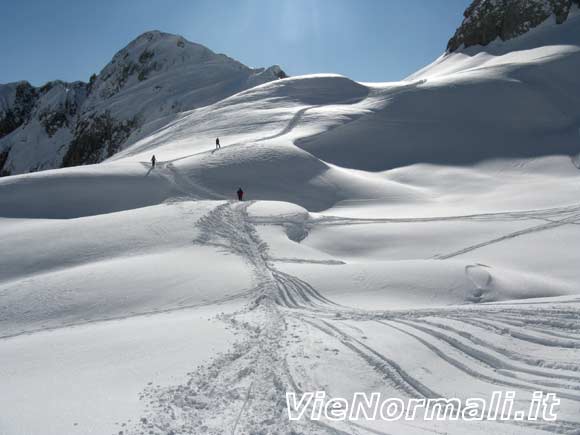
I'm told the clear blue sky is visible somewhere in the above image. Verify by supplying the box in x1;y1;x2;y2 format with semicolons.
1;0;471;86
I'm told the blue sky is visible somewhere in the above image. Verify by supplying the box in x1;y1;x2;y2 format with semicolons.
1;0;471;85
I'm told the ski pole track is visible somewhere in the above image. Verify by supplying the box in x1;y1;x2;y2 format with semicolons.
128;201;580;434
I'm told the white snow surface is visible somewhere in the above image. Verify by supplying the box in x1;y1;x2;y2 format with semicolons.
1;15;580;435
0;30;285;175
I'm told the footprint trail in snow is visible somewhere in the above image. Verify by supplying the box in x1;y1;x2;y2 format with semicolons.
128;201;580;435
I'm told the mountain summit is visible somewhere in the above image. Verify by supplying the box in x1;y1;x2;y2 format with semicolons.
0;31;286;176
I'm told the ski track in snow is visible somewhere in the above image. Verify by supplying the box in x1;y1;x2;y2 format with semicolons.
4;20;580;435
136;87;372;170
294;203;580;261
124;200;580;435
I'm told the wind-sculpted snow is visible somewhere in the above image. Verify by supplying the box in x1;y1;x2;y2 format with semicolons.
111;201;580;435
299;52;580;170
116;16;580;175
2;9;580;435
2;193;580;433
0;31;285;175
222;73;370;106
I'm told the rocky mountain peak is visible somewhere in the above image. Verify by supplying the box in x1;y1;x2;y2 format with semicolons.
447;0;580;52
93;31;221;99
0;32;286;176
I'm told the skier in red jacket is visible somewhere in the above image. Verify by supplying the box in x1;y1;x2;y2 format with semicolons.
237;187;244;201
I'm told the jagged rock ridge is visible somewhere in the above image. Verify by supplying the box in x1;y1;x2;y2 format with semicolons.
447;0;580;52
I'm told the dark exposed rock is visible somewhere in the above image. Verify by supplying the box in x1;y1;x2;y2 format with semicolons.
40;110;69;137
0;110;19;139
87;73;98;94
14;82;38;118
0;148;10;176
138;60;160;82
447;0;580;52
0;82;38;139
138;49;154;64
62;113;136;167
39;81;54;94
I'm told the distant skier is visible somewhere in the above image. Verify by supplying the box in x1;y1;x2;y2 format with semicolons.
237;187;244;201
215;137;221;150
151;154;156;168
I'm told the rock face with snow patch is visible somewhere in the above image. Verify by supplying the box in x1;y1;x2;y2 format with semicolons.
447;0;580;52
0;31;286;176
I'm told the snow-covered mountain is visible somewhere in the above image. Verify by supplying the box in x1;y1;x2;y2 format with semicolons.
1;3;580;435
0;30;286;176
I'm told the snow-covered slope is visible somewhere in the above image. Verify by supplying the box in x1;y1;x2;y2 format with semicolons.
1;4;580;435
298;8;580;171
0;31;285;176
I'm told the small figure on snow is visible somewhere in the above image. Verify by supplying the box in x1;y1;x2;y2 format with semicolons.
237;187;244;201
151;154;156;168
215;137;221;150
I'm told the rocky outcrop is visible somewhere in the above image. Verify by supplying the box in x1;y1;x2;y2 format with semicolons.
0;31;286;177
62;113;136;167
0;82;37;139
0;148;10;176
447;0;580;52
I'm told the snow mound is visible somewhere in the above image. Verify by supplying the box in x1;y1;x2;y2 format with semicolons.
296;14;580;171
0;163;178;219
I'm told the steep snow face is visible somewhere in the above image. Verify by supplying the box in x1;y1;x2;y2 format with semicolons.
0;31;285;176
